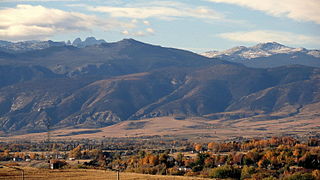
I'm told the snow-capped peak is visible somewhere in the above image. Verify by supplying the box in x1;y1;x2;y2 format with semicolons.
252;42;287;51
0;40;66;52
201;42;316;60
0;37;108;53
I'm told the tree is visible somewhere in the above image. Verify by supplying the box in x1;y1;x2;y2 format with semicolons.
204;157;215;168
264;150;274;160
40;153;45;160
0;149;10;160
176;153;184;166
217;155;227;165
89;149;102;159
308;138;320;146
142;154;159;166
138;150;146;158
69;145;81;159
298;153;320;169
184;159;195;168
29;153;36;160
208;142;220;153
3;150;10;157
194;144;202;152
159;153;169;165
233;153;244;165
192;153;209;172
244;150;260;165
195;153;209;165
258;159;270;169
312;170;320;179
293;149;300;157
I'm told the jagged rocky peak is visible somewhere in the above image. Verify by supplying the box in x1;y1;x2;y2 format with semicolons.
66;40;72;45
84;37;97;43
72;37;106;48
72;38;82;46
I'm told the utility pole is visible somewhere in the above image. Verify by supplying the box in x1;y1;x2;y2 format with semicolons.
46;116;51;156
21;169;24;180
116;170;119;180
42;109;52;168
115;163;120;180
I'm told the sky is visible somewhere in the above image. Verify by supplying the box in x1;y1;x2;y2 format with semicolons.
0;0;319;52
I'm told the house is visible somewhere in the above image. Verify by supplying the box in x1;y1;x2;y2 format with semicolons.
13;157;23;162
50;160;67;169
167;156;175;162
178;166;191;171
184;156;192;159
57;155;64;159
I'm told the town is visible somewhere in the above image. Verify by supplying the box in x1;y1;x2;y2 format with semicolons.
0;136;319;179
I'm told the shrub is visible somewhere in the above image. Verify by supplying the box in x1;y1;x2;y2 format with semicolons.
262;176;277;180
5;162;20;167
312;170;320;179
76;164;87;169
209;165;241;179
192;165;203;172
184;171;199;176
241;165;256;179
284;172;315;180
167;167;184;176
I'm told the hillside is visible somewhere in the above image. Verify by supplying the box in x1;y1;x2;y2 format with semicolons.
0;39;319;135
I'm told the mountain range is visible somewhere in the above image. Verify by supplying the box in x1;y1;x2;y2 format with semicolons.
201;42;320;68
0;37;105;53
0;38;319;136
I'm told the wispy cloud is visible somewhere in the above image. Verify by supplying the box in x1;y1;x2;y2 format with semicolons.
146;28;154;33
218;30;320;45
85;1;224;20
0;4;133;41
0;0;79;2
143;20;150;26
121;28;155;37
207;0;320;24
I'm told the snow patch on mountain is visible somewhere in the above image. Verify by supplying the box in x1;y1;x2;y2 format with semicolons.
0;40;65;52
0;37;107;53
201;42;319;59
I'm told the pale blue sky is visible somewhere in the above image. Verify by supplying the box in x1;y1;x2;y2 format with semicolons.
0;0;319;52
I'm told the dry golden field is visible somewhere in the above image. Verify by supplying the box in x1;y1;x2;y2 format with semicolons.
2;112;319;142
0;166;208;180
